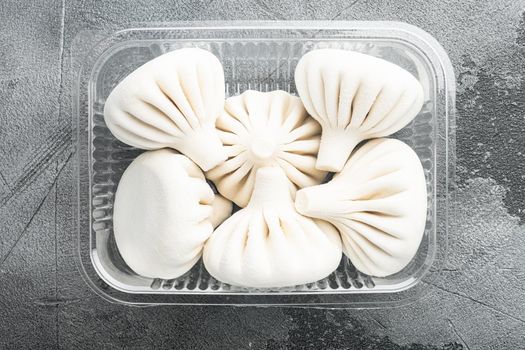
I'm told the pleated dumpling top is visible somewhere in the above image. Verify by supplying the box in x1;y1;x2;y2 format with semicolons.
295;138;427;277
204;166;342;288
295;49;424;172
104;48;227;171
207;90;326;207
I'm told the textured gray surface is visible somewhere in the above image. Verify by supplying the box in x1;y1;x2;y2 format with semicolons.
1;0;524;349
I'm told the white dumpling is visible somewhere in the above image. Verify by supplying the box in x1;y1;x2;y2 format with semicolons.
294;138;427;277
295;49;425;172
104;48;227;171
209;194;233;228
113;149;229;279
206;90;326;207
203;166;342;288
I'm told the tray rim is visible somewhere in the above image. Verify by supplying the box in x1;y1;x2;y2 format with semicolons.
72;20;455;307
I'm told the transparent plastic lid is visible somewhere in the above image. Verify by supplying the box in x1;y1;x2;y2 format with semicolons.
72;21;455;307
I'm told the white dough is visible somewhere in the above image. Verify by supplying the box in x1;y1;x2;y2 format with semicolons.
295;138;427;277
104;48;227;171
203;166;342;288
209;194;233;228
113;149;223;279
206;90;326;207
295;49;425;172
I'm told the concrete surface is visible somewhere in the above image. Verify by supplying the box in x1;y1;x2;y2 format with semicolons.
1;0;524;349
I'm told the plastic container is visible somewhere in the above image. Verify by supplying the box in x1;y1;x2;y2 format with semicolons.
73;21;455;307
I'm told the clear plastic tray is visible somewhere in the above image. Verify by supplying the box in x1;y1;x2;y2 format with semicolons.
73;21;455;307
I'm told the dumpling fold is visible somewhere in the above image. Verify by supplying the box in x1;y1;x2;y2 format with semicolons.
295;49;424;172
207;90;326;207
295;138;427;277
203;166;342;288
104;48;227;171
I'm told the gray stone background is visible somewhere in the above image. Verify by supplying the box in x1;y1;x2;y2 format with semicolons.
1;0;524;349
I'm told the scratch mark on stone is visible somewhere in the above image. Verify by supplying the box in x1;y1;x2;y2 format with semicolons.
370;316;387;330
0;127;71;208
330;0;361;21
306;0;364;41
262;62;289;85
253;0;286;20
0;151;72;267
0;143;13;200
426;281;525;324
0;168;9;189
34;298;82;307
19;128;69;181
447;319;471;350
498;267;518;272
0;186;51;266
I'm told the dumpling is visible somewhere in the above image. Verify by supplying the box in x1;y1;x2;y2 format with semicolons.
203;166;342;288
206;90;326;207
295;49;424;172
113;149;230;279
104;48;227;171
294;138;427;277
209;194;233;228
